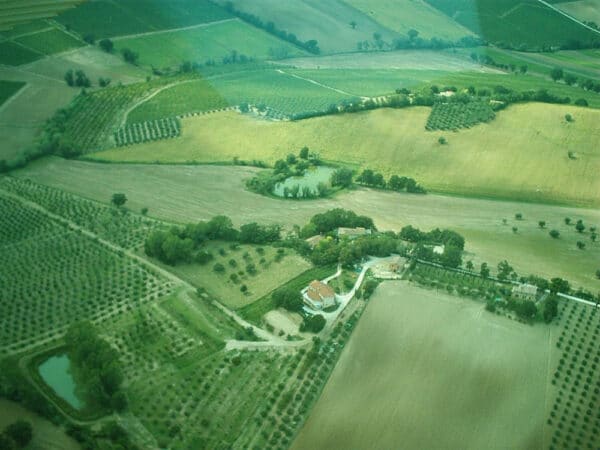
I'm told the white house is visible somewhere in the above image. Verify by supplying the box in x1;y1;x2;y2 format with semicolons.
303;280;336;310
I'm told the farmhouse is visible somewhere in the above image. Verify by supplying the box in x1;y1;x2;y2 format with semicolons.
303;280;336;310
337;227;371;240
512;283;538;300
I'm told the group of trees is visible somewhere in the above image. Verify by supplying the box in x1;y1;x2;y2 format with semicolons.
470;52;528;74
0;421;33;450
65;322;126;411
311;232;402;267
272;287;303;313
223;2;320;54
144;216;281;265
300;208;375;238
64;69;91;88
357;29;482;52
549;66;600;96
355;169;426;194
300;314;326;333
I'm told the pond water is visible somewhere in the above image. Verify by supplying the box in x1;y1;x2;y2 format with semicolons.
38;354;83;410
273;166;335;198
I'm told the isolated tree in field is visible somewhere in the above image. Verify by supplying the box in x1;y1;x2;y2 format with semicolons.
121;48;139;64
515;213;523;220
438;136;447;145
349;20;357;29
538;221;546;228
549;229;560;239
564;217;571;225
576;241;585;250
111;193;127;207
99;38;114;53
502;218;507;225
512;226;518;233
575;220;585;233
591;232;597;242
466;260;474;271
550;67;564;82
520;65;528;74
64;69;74;86
299;146;309;159
480;262;490;278
565;113;573;122
543;297;558;323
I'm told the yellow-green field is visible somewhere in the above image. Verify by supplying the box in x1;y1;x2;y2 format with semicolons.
556;0;600;25
292;282;555;450
14;158;600;292
0;399;79;450
92;103;600;207
148;241;312;309
345;0;474;40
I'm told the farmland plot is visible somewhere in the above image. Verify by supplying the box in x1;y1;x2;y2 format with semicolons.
0;192;172;355
0;80;25;107
15;28;83;56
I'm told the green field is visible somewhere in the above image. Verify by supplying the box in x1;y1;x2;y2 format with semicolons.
126;78;228;123
149;241;312;309
0;40;42;65
15;158;600;292
0;80;25;107
292;281;554;449
93;103;600;207
114;19;305;69
425;0;600;49
56;0;232;38
213;0;400;54
15;28;84;55
555;0;600;24
345;0;475;40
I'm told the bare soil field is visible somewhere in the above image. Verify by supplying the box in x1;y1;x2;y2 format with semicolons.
14;158;600;292
292;282;554;450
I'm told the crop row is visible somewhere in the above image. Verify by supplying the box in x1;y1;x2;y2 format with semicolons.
0;177;162;250
0;193;172;354
114;117;181;147
548;301;600;450
426;100;496;131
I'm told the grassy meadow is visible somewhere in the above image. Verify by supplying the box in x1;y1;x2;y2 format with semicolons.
345;0;475;40
148;241;312;309
213;0;399;54
14;28;83;55
93;103;600;207
555;0;600;24
14;159;600;291
292;281;554;450
114;19;305;69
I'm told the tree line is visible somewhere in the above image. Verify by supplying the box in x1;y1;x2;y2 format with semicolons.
355;169;426;193
65;321;127;412
144;215;281;265
222;1;320;54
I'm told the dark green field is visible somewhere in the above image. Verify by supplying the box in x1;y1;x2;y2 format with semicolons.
0;81;26;107
0;41;41;66
56;0;233;38
426;0;600;48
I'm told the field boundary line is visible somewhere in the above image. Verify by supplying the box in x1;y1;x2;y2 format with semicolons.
0;81;28;113
111;18;238;42
537;0;600;36
275;68;363;98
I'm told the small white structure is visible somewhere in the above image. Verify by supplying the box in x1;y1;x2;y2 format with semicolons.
337;227;371;240
303;280;336;310
512;283;538;300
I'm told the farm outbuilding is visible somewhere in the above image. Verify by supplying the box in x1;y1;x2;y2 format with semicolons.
512;283;538;300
